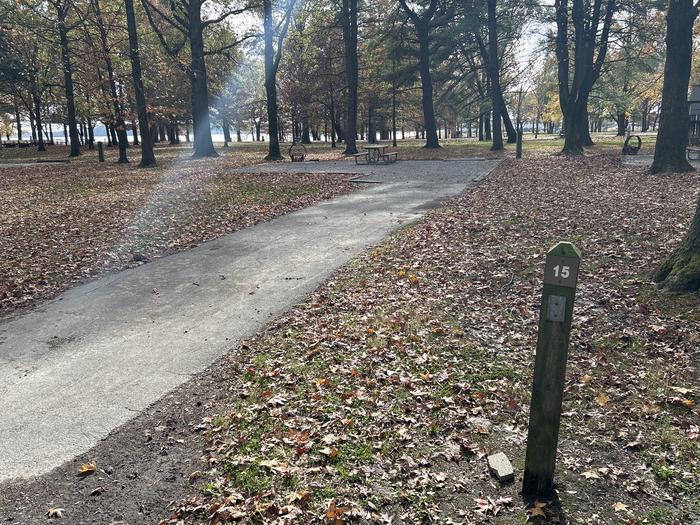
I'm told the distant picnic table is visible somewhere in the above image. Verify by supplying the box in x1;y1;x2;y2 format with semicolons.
353;144;398;164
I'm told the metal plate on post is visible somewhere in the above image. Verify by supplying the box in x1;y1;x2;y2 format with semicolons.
546;295;567;322
543;256;580;288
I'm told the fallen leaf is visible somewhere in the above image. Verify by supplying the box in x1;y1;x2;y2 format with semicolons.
78;462;96;476
320;447;339;460
326;500;348;524
595;393;610;407
612;501;629;512
581;470;600;479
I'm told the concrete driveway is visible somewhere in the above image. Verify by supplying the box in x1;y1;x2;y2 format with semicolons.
0;158;501;481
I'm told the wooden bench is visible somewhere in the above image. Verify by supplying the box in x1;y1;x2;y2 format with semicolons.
353;152;368;164
382;151;398;163
688;146;700;160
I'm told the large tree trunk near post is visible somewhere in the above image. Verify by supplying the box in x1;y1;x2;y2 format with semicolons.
650;0;697;174
654;194;700;292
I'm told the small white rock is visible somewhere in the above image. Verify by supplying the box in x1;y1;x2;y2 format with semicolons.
487;452;515;482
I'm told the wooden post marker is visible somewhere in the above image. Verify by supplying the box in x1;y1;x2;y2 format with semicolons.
97;141;105;162
516;122;523;159
523;241;581;497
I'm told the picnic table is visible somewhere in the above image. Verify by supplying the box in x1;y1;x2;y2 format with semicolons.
353;144;399;164
365;145;389;163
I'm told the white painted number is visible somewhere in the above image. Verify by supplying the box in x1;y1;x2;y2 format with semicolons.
553;265;570;279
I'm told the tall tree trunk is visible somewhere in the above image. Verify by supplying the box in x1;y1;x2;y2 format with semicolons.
650;0;697;174
125;0;155;166
33;93;46;152
417;26;439;148
301;117;311;144
14;101;22;141
616;112;626;136
263;0;282;160
222;117;231;146
28;107;36;141
562;103;587;154
392;81;398;147
487;0;503;151
367;99;375;144
93;0;128;162
500;100;517;144
329;86;337;148
56;0;80;156
580;105;594;146
341;0;358;154
556;0;616;155
86;116;94;149
188;0;217;157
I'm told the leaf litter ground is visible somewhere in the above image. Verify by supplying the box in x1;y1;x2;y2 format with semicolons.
0;151;355;315
164;154;699;524
1;150;698;525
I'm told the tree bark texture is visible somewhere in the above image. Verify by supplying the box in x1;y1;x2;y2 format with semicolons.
189;0;217;157
125;0;155;166
650;0;698;174
56;0;81;156
341;0;358;154
93;0;128;162
487;0;503;151
555;0;615;155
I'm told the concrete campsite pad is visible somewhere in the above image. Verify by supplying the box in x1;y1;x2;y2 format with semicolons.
0;158;501;481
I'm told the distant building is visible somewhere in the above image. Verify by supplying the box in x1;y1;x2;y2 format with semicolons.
689;85;700;145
